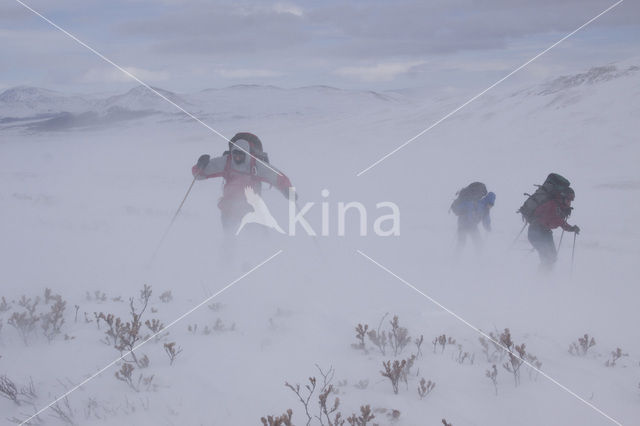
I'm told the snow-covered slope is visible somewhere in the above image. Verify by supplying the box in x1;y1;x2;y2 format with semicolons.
0;60;639;426
189;84;402;118
97;85;191;114
0;84;406;132
0;86;91;117
538;64;640;95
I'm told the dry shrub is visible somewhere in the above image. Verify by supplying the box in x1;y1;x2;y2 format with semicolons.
351;323;368;353
41;298;66;342
432;334;456;354
261;409;294;426
8;296;40;345
347;405;374;426
605;348;628;367
569;334;596;356
355;314;414;357
164;342;183;365
380;355;416;395
486;365;498;396
159;291;173;303
96;284;153;367
417;377;436;399
0;375;38;406
114;363;155;392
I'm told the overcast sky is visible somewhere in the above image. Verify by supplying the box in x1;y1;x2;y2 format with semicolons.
1;0;639;94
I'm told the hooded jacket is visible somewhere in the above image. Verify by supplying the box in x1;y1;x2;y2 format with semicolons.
192;139;293;214
532;198;574;231
456;192;495;231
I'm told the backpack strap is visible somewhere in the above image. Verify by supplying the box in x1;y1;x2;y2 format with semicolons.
248;155;256;174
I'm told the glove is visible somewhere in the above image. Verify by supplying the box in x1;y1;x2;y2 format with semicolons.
196;154;210;169
571;225;580;234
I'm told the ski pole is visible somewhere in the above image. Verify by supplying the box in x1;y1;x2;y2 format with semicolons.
570;232;577;275
149;176;197;264
557;230;565;252
510;222;528;249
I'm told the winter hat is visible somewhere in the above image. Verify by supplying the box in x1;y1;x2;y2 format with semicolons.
482;192;496;206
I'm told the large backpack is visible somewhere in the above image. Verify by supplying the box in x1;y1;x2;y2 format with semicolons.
450;182;487;216
518;173;571;223
227;132;270;163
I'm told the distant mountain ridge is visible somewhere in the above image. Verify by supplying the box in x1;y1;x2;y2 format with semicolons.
1;61;638;132
0;83;403;131
539;65;640;95
98;85;191;113
0;86;91;114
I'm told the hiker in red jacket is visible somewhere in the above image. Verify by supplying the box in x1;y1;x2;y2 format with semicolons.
528;188;580;269
192;133;293;234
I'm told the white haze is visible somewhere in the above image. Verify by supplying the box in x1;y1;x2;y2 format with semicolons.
0;59;639;425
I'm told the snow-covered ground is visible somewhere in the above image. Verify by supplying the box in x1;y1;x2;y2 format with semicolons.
1;60;639;425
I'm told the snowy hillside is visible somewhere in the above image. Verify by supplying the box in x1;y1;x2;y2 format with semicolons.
0;60;639;426
97;86;191;114
0;84;406;133
0;86;91;118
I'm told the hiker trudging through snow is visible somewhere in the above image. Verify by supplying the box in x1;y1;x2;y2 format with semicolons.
518;173;580;270
192;132;293;234
450;182;495;253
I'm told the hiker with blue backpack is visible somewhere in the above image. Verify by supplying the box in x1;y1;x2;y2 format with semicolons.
517;173;580;270
450;182;496;252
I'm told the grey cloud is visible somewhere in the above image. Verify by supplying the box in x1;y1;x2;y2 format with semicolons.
306;0;638;58
0;5;31;23
113;0;640;63
119;3;310;56
3;0;639;92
